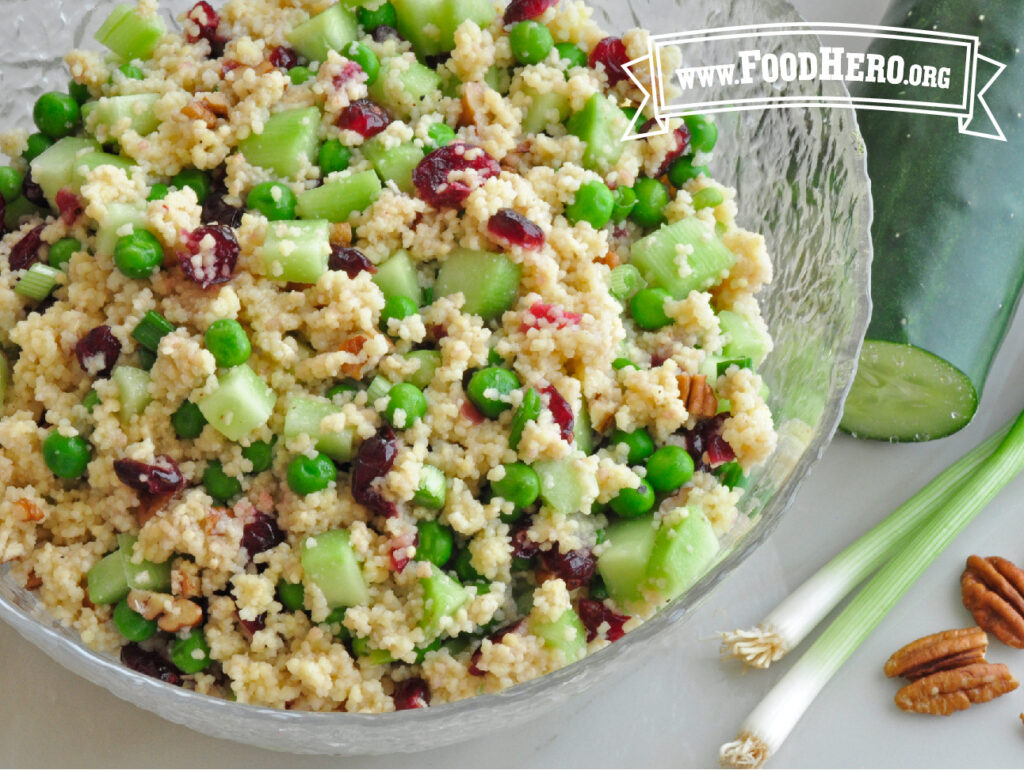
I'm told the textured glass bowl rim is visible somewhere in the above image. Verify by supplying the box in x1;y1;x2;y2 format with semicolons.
0;0;873;752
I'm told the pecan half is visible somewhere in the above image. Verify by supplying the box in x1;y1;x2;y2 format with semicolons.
961;555;1024;648
127;589;203;633
678;373;718;419
884;627;988;680
894;662;1018;715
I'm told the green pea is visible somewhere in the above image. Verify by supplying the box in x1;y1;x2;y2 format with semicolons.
609;428;655;465
203;460;243;503
645;445;695;492
466;367;520;419
172;401;207;440
415;520;454;567
555;42;588;69
289;65;314;85
116;63;146;81
630;287;673;331
453;548;481;583
114;231;164;280
357;1;397;30
611;186;637;221
68;80;91;105
277;579;305;611
691;187;724;210
426;122;457;150
147;183;170;202
48;238;81;270
33;92;81;140
246;181;296;221
0;167;24;203
667;156;708;188
345;42;380;86
509;387;541;450
630;177;670;229
168;627;212;674
326;380;359;400
318;139;351;175
384;382;427;429
171;168;211;205
42;431;91;479
287;453;336;495
612;357;637;371
684;114;718;153
113;598;158;642
510;21;554;65
491;462;540;509
205;319;251;368
379;295;418;335
566;180;614;229
609;482;656;518
83;389;101;413
242;440;275;474
24;133;54;163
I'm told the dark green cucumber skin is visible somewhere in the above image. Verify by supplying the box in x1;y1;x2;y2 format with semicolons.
858;0;1024;401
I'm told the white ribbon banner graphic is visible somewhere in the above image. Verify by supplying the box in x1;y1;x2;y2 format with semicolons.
623;23;1006;142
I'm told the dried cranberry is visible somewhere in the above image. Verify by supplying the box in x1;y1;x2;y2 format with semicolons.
393;677;431;710
21;171;47;208
337;99;391;139
461;400;485;425
683;415;735;471
504;0;558;24
202;192;243;228
239;612;267;637
577;597;630;643
640;119;692;178
423;53;451;69
413;142;501;209
241;512;285;558
371;24;403;43
468;619;527;675
389;532;418;573
121;643;183;686
540;385;574;444
329;246;377;278
268;45;299;70
114;455;186;496
185;1;229;56
8;224;46;271
351;425;398;517
179;224;239;288
539;547;595;590
75;325;122;379
589;37;630;86
56;188;84;226
520;302;582;333
332;60;366;90
487;209;545;250
510;518;539;560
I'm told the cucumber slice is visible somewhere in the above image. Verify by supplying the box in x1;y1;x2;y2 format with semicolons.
29;137;99;206
403;350;441;390
239;107;321;179
261;220;331;284
419;565;470;636
567;93;629;174
372;250;422;304
112;366;151;418
630;218;736;300
718;310;770;366
94;3;166;61
284;397;356;462
95;203;148;258
529;607;587;662
82;94;160;137
300;529;369;609
533;457;586;514
86;535;170;605
295;170;382;222
645;507;719;602
198;364;277;441
596;515;658;607
391;0;496;58
368;59;444;117
68;152;135;192
521;85;571;135
287;4;359;63
841;340;978;442
434;249;522;321
362;137;424;194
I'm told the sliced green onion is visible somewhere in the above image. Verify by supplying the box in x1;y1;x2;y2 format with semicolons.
366;374;393;405
608;264;645;302
15;263;62;301
720;412;1024;767
132;310;176;352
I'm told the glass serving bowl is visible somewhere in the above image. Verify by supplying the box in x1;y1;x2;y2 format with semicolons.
0;0;872;755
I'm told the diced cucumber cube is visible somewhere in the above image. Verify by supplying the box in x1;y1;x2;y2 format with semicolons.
413;465;447;509
368;59;444;117
239;107;322;179
69;152;135;192
419;565;469;636
645;507;720;602
372;249;422;304
533;457;587;515
529;607;587;662
718;310;771;367
94;3;166;61
521;85;571;135
86;534;170;605
29;137;99;206
362;137;423;194
574;401;594;455
484;66;511;95
95;203;148;258
118;534;172;592
261;220;331;284
567;93;629;174
284;397;356;462
596;515;658;608
630;218;737;300
391;0;495;58
403;350;441;390
82;94;160;138
295;170;381;222
287;4;359;63
198;364;277;441
300;529;369;609
113;366;151;418
434;249;522;321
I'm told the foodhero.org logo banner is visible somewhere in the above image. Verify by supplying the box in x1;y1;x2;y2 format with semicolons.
624;23;1005;141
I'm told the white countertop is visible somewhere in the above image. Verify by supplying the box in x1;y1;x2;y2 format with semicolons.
10;0;1024;766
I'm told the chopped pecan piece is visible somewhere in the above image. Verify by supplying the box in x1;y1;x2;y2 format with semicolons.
962;555;1024;648
329;222;353;246
884;627;988;680
183;100;218;128
678;373;718;418
15;498;44;523
127;589;203;632
595;251;621;268
894;662;1018;715
24;570;42;590
338;334;370;378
